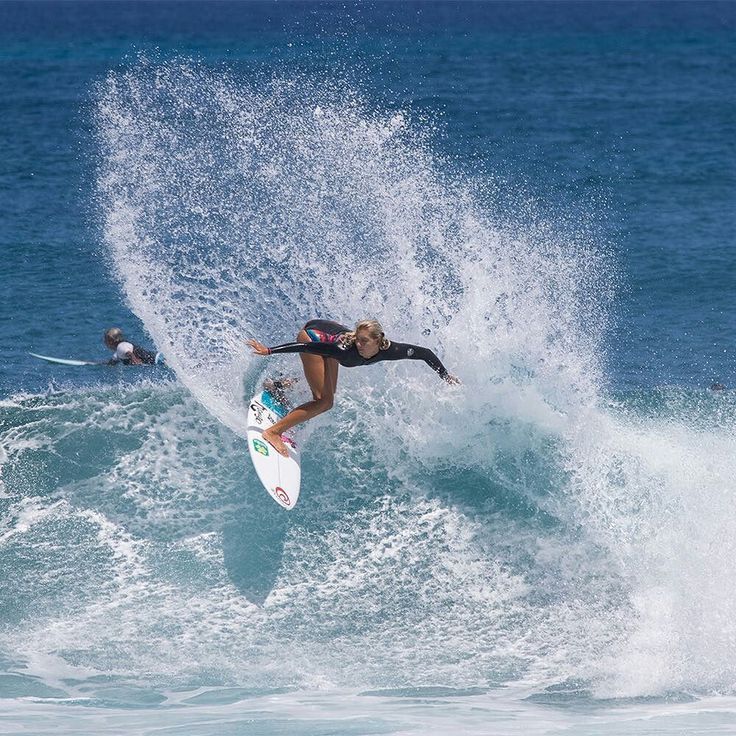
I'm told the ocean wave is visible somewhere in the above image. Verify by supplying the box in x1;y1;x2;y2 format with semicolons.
0;59;734;702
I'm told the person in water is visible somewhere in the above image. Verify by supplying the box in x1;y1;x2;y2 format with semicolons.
104;327;160;365
247;319;459;456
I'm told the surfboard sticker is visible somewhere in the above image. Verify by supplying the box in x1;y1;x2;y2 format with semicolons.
246;388;301;510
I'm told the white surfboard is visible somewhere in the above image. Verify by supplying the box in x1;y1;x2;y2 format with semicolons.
30;352;164;367
29;352;102;366
246;386;301;510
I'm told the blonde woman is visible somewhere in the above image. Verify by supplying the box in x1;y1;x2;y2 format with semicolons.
247;319;459;456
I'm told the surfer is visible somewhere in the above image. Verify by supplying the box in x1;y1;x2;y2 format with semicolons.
247;319;459;456
104;328;159;365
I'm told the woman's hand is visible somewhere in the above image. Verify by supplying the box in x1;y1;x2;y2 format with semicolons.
444;373;461;385
247;339;271;356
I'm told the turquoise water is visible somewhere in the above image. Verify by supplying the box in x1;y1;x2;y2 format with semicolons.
1;2;736;733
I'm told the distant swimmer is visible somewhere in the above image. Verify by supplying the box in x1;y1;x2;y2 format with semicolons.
247;318;460;456
104;327;162;365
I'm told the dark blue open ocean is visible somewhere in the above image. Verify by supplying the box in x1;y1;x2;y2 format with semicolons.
1;2;735;734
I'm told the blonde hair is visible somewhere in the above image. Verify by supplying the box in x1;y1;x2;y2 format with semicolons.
338;319;391;350
104;327;124;346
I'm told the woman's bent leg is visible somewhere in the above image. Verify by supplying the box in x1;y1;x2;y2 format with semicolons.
262;330;338;456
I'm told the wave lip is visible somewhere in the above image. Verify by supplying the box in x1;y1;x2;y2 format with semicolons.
94;58;610;442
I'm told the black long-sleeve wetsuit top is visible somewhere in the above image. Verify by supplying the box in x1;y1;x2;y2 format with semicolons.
267;319;450;380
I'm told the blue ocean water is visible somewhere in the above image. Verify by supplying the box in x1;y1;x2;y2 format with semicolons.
1;2;736;734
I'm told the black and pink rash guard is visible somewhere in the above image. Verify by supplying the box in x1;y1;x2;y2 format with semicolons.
267;319;450;380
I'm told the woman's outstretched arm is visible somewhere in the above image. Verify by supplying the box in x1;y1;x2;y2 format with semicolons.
381;342;460;384
246;339;339;359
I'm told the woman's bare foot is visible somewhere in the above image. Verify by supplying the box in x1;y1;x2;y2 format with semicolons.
262;428;289;457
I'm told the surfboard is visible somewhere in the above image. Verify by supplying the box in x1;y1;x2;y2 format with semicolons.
29;352;102;366
30;352;164;366
246;385;301;510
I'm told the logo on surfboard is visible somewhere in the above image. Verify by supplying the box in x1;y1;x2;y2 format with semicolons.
252;438;269;456
281;435;297;450
273;486;291;506
250;402;266;424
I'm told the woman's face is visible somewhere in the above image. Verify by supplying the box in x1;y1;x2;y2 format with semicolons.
355;329;381;358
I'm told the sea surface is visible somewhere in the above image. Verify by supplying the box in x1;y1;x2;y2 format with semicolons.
1;1;735;734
